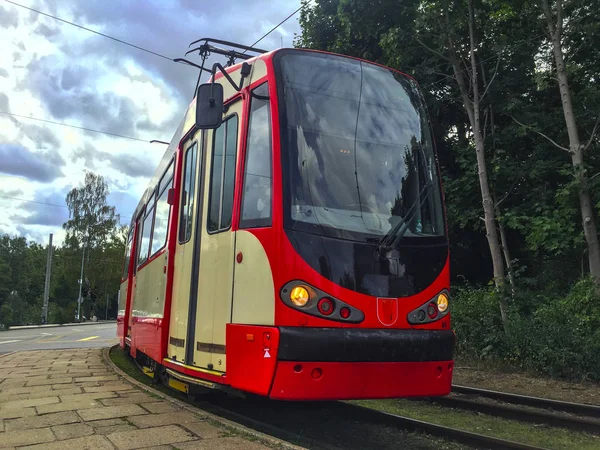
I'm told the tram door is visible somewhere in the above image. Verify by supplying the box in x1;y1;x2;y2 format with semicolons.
190;99;244;372
167;134;203;363
129;213;144;342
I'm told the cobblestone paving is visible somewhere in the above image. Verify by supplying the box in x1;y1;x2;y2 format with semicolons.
0;349;271;449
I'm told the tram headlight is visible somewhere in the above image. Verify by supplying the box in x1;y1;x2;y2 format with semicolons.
290;286;310;307
437;293;449;313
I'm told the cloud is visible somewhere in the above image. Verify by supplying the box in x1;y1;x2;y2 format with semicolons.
108;191;139;222
0;188;24;197
17;123;61;150
0;143;65;182
0;0;302;244
16;225;48;243
0;5;18;28
34;23;61;39
72;144;155;178
0;93;9;112
23;56;141;137
10;188;70;231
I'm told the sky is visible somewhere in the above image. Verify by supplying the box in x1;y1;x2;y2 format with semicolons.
0;0;302;245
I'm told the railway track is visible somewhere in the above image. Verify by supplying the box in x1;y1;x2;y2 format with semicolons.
452;385;600;418
416;385;600;439
339;402;548;450
121;350;595;450
200;394;550;450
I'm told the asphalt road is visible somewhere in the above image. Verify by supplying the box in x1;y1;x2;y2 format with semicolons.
0;322;118;353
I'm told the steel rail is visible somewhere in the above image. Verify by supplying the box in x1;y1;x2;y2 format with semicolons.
340;402;548;450
453;385;600;418
429;395;600;433
192;398;344;450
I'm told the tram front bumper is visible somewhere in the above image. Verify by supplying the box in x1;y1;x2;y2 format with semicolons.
269;327;455;400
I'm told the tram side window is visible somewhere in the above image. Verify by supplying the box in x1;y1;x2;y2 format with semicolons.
179;143;198;243
151;164;174;255
138;203;155;266
241;83;272;228
208;115;239;232
122;230;133;279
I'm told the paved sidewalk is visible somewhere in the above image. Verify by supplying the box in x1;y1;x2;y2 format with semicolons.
0;349;272;449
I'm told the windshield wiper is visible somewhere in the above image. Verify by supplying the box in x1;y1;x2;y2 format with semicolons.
374;179;434;254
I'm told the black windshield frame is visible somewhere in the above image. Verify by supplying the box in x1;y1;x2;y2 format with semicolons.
274;49;446;245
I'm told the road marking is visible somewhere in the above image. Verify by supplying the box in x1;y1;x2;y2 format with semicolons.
0;340;21;344
37;335;64;343
71;328;84;332
40;332;53;336
78;336;100;342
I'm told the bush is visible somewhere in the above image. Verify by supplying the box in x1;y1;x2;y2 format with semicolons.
452;279;600;381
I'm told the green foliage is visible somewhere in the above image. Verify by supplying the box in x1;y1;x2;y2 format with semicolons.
0;172;126;327
64;171;119;249
452;280;600;380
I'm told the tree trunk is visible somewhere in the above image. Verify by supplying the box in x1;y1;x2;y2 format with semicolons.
446;0;509;327
542;0;600;281
498;217;516;297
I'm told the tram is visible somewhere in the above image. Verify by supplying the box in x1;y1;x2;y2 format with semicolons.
117;39;454;400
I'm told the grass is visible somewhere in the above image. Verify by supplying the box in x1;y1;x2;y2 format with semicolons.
353;399;600;450
454;356;600;405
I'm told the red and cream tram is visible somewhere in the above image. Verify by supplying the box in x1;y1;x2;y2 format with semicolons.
117;39;454;400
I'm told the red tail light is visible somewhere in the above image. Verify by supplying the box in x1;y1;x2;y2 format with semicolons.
427;302;438;319
340;307;351;319
317;298;334;316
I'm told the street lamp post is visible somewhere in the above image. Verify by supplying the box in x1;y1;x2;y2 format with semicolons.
77;243;86;322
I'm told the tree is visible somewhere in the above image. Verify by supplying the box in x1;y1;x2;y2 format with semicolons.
64;172;119;249
64;172;120;317
535;0;600;281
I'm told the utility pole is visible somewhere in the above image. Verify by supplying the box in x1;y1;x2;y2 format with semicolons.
105;293;109;320
41;233;53;324
77;243;86;322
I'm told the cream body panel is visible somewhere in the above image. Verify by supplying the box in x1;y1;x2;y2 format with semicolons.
118;280;128;317
132;265;146;318
248;59;267;84
132;253;167;318
232;230;274;325
194;229;235;370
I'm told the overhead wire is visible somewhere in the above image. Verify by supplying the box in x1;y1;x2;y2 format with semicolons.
3;0;174;62
0;111;156;143
0;194;132;221
246;4;304;51
0;194;67;208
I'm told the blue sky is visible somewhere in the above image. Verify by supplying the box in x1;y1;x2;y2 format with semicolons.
0;0;302;244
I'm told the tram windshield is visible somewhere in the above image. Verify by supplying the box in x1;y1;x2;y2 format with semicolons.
276;51;445;242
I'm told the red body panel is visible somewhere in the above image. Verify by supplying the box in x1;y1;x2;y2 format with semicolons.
226;324;280;396
270;360;453;400
163;358;228;385
131;317;163;362
160;150;184;361
118;215;140;349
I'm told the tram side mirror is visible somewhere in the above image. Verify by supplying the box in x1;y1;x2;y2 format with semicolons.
196;83;223;129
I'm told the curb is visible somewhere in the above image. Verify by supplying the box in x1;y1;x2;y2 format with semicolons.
102;345;304;450
7;321;116;330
